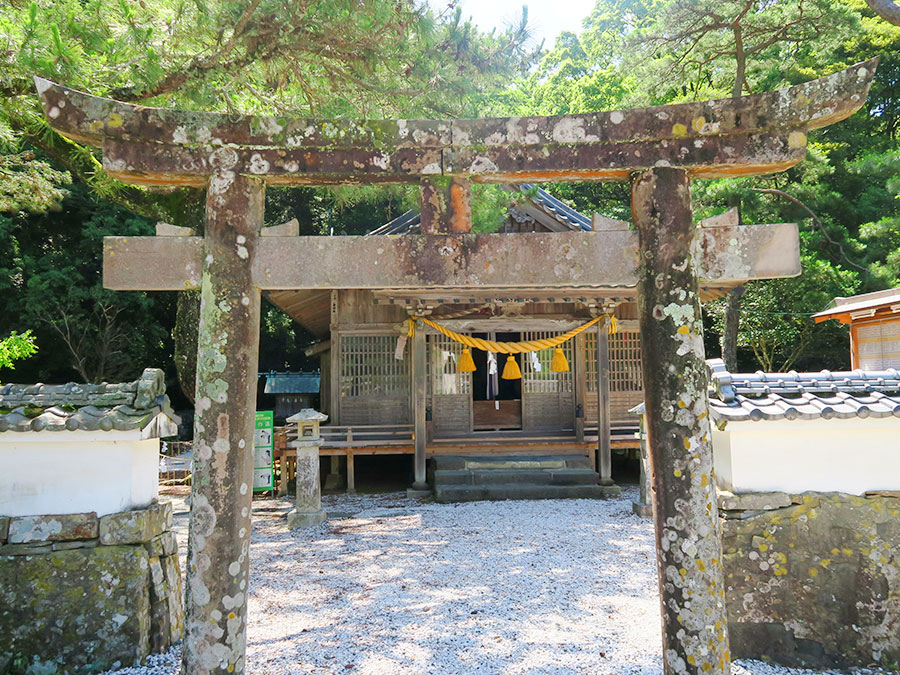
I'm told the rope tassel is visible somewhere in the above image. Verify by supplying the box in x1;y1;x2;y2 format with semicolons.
550;347;569;372
457;348;476;373
501;355;522;380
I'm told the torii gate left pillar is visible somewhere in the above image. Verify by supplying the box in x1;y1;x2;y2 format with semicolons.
35;60;873;675
186;172;264;670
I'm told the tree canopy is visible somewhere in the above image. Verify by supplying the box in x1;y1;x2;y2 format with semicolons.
504;0;900;371
0;0;898;391
0;0;537;397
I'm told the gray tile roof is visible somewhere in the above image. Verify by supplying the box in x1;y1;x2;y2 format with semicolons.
707;358;900;423
263;371;320;395
364;185;591;235
0;368;179;435
518;184;592;231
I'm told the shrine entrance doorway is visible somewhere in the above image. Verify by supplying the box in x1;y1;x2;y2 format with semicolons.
472;332;523;432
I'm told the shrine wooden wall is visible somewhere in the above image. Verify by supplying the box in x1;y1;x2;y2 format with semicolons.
328;289;646;433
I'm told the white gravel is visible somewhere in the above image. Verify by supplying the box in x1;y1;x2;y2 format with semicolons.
105;487;893;675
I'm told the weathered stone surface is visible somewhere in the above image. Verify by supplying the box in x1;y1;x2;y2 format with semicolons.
162;554;184;645
99;503;170;545
286;509;327;528
0;545;151;673
36;60;876;184
181;173;262;673
0;516;9;542
145;531;177;558
717;490;792;512
289;445;326;529
52;539;100;551
723;493;900;668
103;224;802;293
8;512;99;544
634;167;730;674
632;502;653;518
148;554;184;652
0;542;53;556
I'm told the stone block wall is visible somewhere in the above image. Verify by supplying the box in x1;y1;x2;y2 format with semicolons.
0;502;183;674
721;491;900;669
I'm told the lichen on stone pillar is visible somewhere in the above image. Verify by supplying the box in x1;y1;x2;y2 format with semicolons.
632;167;730;675
183;172;264;674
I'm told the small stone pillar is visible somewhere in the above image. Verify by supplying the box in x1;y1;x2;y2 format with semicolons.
286;409;328;528
629;403;653;518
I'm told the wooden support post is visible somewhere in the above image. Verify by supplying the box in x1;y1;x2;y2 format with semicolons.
278;455;288;496
632;167;729;675
330;294;341;425
346;452;356;494
574;333;586;444
184;173;265;673
596;323;612;484
410;322;429;493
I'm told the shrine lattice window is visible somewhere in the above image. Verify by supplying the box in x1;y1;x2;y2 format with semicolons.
339;335;409;397
586;331;643;393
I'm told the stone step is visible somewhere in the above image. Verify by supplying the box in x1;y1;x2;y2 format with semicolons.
434;483;621;503
432;454;593;472
434;468;600;487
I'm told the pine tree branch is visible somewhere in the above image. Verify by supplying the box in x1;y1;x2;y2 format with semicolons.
751;187;868;273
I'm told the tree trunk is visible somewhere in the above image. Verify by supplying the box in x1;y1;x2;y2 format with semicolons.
174;291;200;404
721;286;745;371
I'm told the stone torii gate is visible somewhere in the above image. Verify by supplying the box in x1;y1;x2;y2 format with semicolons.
37;59;874;675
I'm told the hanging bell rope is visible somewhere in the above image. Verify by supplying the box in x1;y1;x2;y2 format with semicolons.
419;314;616;354
412;314;617;379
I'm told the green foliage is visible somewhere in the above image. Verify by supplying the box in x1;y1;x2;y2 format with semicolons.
623;0;859;101
708;253;859;372
853;150;900;285
0;141;69;213
1;0;899;383
257;300;317;372
501;0;900;372
0;0;537;395
0;183;173;384
0;330;37;373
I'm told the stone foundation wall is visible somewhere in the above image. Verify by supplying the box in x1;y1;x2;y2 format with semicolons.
0;502;183;674
721;491;900;669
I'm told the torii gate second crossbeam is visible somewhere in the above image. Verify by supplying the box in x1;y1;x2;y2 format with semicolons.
36;59;875;675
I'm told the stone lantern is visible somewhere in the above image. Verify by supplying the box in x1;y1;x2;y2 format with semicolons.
285;409;328;528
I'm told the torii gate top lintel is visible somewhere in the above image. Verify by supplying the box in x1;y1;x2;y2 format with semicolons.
35;58;876;187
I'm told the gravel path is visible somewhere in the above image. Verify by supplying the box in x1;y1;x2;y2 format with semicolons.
106;487;893;675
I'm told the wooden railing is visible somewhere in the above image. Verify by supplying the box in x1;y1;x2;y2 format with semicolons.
583;422;641;450
159;440;193;484
282;424;415;447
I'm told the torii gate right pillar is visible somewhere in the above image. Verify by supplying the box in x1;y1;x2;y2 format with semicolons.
632;167;729;674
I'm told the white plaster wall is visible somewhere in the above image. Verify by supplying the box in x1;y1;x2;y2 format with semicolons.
712;417;900;494
0;431;160;517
